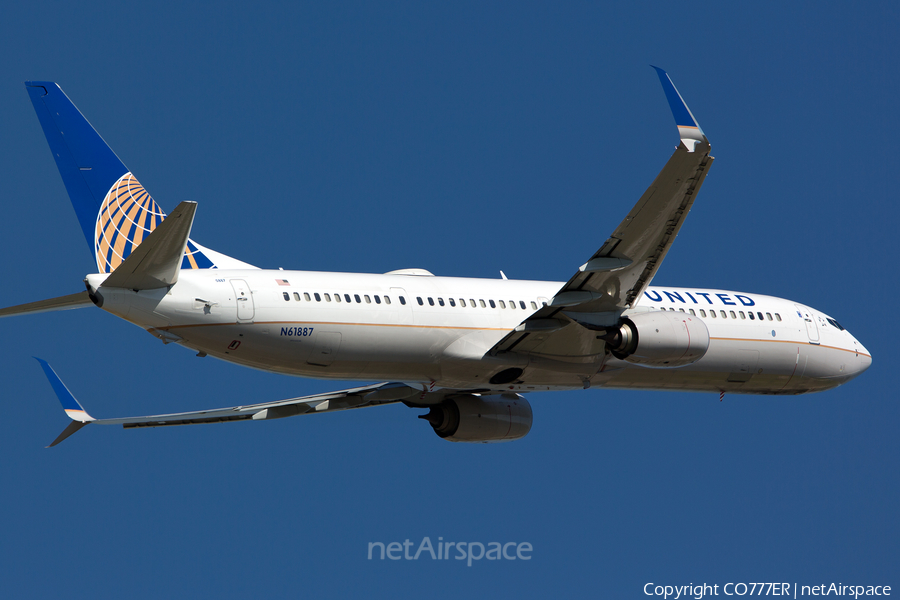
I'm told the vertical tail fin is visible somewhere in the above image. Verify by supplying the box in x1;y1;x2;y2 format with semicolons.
25;82;254;273
26;81;127;261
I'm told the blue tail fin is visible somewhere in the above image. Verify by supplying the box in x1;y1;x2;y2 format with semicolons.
25;82;252;273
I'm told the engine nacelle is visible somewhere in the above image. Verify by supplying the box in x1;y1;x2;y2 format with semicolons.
607;311;709;368
419;394;533;443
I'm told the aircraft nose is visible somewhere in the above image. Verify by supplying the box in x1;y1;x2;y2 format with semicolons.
857;347;872;374
849;340;872;378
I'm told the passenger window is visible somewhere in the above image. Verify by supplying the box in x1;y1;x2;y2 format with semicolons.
775;313;782;321
689;309;696;316
739;311;745;319
531;301;537;309
344;294;352;303
438;298;444;306
460;299;466;307
364;295;371;304
399;296;406;305
729;311;736;319
374;295;381;304
700;309;706;317
766;312;772;321
293;292;301;301
449;298;456;307
509;300;515;309
499;300;506;308
314;293;321;302
354;294;361;303
384;296;391;305
471;299;477;307
480;299;486;308
757;312;764;320
519;301;526;310
489;300;496;308
324;293;331;302
542;301;548;307
428;298;435;306
283;292;290;301
679;308;685;313
335;293;341;303
417;297;424;306
748;311;755;320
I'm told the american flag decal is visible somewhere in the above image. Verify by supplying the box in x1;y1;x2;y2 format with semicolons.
276;279;290;286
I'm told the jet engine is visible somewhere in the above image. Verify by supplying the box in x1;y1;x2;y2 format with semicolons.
419;394;532;443
605;311;709;368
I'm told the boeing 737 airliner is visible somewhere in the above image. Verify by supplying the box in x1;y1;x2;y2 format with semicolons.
3;68;871;446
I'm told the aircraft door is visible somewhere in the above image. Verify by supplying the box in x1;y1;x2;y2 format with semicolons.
230;279;255;322
794;304;819;344
390;287;412;324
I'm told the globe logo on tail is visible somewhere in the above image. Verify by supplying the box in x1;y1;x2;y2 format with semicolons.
95;172;214;273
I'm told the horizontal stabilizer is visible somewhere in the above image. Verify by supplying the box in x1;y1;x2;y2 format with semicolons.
0;291;93;319
101;201;197;290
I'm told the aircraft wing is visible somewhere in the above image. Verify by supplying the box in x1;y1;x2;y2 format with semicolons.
36;358;426;447
491;68;713;357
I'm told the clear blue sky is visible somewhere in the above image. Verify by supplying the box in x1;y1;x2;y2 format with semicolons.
1;2;896;598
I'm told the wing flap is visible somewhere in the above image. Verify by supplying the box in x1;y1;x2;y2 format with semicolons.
102;385;384;428
493;319;606;362
561;146;712;314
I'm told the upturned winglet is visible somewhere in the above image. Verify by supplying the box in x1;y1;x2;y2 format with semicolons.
35;358;94;447
651;66;708;152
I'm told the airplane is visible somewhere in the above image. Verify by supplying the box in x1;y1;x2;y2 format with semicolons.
3;68;871;447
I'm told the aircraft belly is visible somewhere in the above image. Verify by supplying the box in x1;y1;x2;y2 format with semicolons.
179;321;443;381
591;336;846;395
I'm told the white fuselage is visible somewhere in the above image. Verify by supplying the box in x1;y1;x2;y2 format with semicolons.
86;270;871;396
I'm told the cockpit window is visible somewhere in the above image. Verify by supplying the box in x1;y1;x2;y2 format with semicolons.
826;317;845;331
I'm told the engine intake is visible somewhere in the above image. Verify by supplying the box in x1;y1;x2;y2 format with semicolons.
607;311;709;368
419;394;533;443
